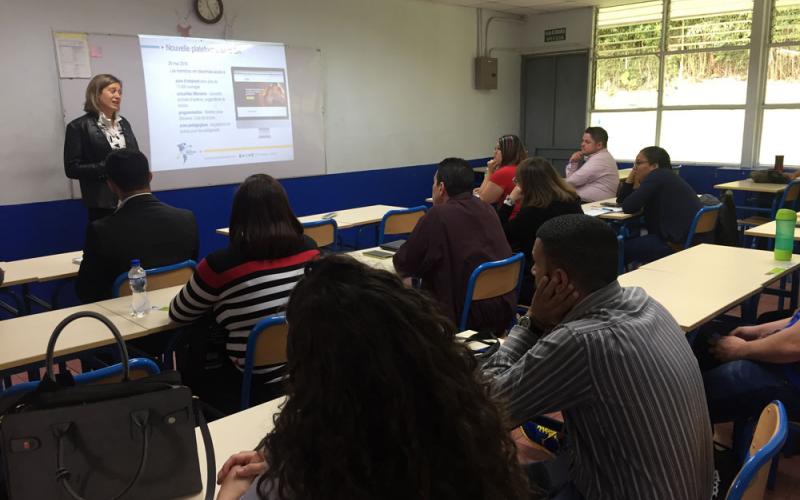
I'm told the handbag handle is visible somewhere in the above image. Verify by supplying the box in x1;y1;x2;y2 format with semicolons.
46;311;130;382
53;410;150;500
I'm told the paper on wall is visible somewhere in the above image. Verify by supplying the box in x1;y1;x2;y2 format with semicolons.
54;32;91;78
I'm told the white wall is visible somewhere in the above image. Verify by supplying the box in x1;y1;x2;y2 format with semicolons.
0;0;523;205
521;7;594;55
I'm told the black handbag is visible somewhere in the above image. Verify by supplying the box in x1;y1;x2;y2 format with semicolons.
0;311;215;500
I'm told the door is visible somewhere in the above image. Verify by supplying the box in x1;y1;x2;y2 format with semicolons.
521;51;589;176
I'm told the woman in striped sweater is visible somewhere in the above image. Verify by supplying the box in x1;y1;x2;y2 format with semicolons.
169;174;319;411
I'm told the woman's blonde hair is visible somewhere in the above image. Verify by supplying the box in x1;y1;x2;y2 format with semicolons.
83;74;121;116
517;157;579;208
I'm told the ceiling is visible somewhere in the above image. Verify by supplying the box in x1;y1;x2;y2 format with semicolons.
412;0;640;16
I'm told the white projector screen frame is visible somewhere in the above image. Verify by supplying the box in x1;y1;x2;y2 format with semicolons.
56;32;325;195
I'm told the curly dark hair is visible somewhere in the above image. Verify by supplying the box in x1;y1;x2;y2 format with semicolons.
255;254;530;500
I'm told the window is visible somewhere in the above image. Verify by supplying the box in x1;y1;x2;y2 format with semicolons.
760;0;800;166
590;0;760;164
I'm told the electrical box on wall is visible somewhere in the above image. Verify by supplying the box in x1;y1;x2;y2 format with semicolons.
475;57;497;90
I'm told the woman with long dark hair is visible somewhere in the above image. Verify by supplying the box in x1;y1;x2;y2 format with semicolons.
476;134;527;217
497;157;582;305
215;255;531;500
64;74;139;221
169;174;319;412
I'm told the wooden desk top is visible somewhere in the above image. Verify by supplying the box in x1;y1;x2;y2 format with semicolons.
0;251;82;287
714;179;788;194
473;166;488;174
0;302;146;371
95;285;183;333
618;267;761;332
641;244;800;287
216;205;406;236
581;198;637;220
744;220;800;241
184;397;284;500
346;247;397;274
618;168;631;180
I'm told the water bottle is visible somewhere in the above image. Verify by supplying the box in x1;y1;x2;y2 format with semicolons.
774;208;797;262
128;259;150;318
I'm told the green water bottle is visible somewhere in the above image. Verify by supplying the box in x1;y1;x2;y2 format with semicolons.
774;208;797;261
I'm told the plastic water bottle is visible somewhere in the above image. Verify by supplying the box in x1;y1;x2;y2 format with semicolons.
774;208;797;262
128;259;150;318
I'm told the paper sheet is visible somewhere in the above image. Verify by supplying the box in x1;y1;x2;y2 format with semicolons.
54;32;91;78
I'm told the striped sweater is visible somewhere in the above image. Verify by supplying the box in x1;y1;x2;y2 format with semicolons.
169;236;319;379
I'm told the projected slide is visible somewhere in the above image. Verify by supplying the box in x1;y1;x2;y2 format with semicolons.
139;35;293;171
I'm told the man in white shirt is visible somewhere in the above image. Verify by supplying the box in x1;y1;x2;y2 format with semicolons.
564;127;619;202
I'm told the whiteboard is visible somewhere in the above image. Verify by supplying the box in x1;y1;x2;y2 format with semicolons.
56;33;325;196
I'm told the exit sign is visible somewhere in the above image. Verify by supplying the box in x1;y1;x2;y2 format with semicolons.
545;27;567;42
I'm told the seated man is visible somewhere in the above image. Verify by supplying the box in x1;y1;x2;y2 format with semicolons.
564;127;619;202
701;311;800;454
394;157;515;333
483;214;713;499
76;149;198;302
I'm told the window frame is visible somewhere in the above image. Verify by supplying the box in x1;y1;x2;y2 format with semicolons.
588;0;778;166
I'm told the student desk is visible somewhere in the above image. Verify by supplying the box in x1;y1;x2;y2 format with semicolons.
714;179;788;195
215;205;406;236
581;198;638;221
744;220;800;241
95;285;182;333
620;244;800;330
184;397;285;500
0;286;183;376
0;251;83;314
346;247;397;274
619;268;766;332
0;251;82;287
0;302;147;373
618;168;631;181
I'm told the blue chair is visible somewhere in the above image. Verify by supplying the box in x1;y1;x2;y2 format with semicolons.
617;234;625;275
681;203;722;250
241;315;288;410
739;179;800;238
1;358;160;398
303;219;338;249
727;400;788;500
460;253;525;331
378;206;427;245
111;260;197;298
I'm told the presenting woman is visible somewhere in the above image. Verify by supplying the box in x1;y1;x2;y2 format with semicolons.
497;157;582;305
64;74;138;221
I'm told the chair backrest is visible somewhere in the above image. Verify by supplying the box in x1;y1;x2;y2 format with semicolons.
459;253;524;331
726;400;789;500
779;179;800;211
379;206;427;244
112;260;197;298
241;315;288;410
683;204;722;249
303;219;338;248
0;358;160;398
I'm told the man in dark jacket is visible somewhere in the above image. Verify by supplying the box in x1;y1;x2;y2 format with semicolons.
76;149;198;303
394;157;515;332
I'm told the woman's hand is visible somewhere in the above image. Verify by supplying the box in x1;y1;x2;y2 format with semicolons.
217;450;267;485
509;186;523;204
487;158;499;174
216;465;259;500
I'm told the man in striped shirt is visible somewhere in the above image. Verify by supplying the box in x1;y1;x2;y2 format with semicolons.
484;214;713;499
